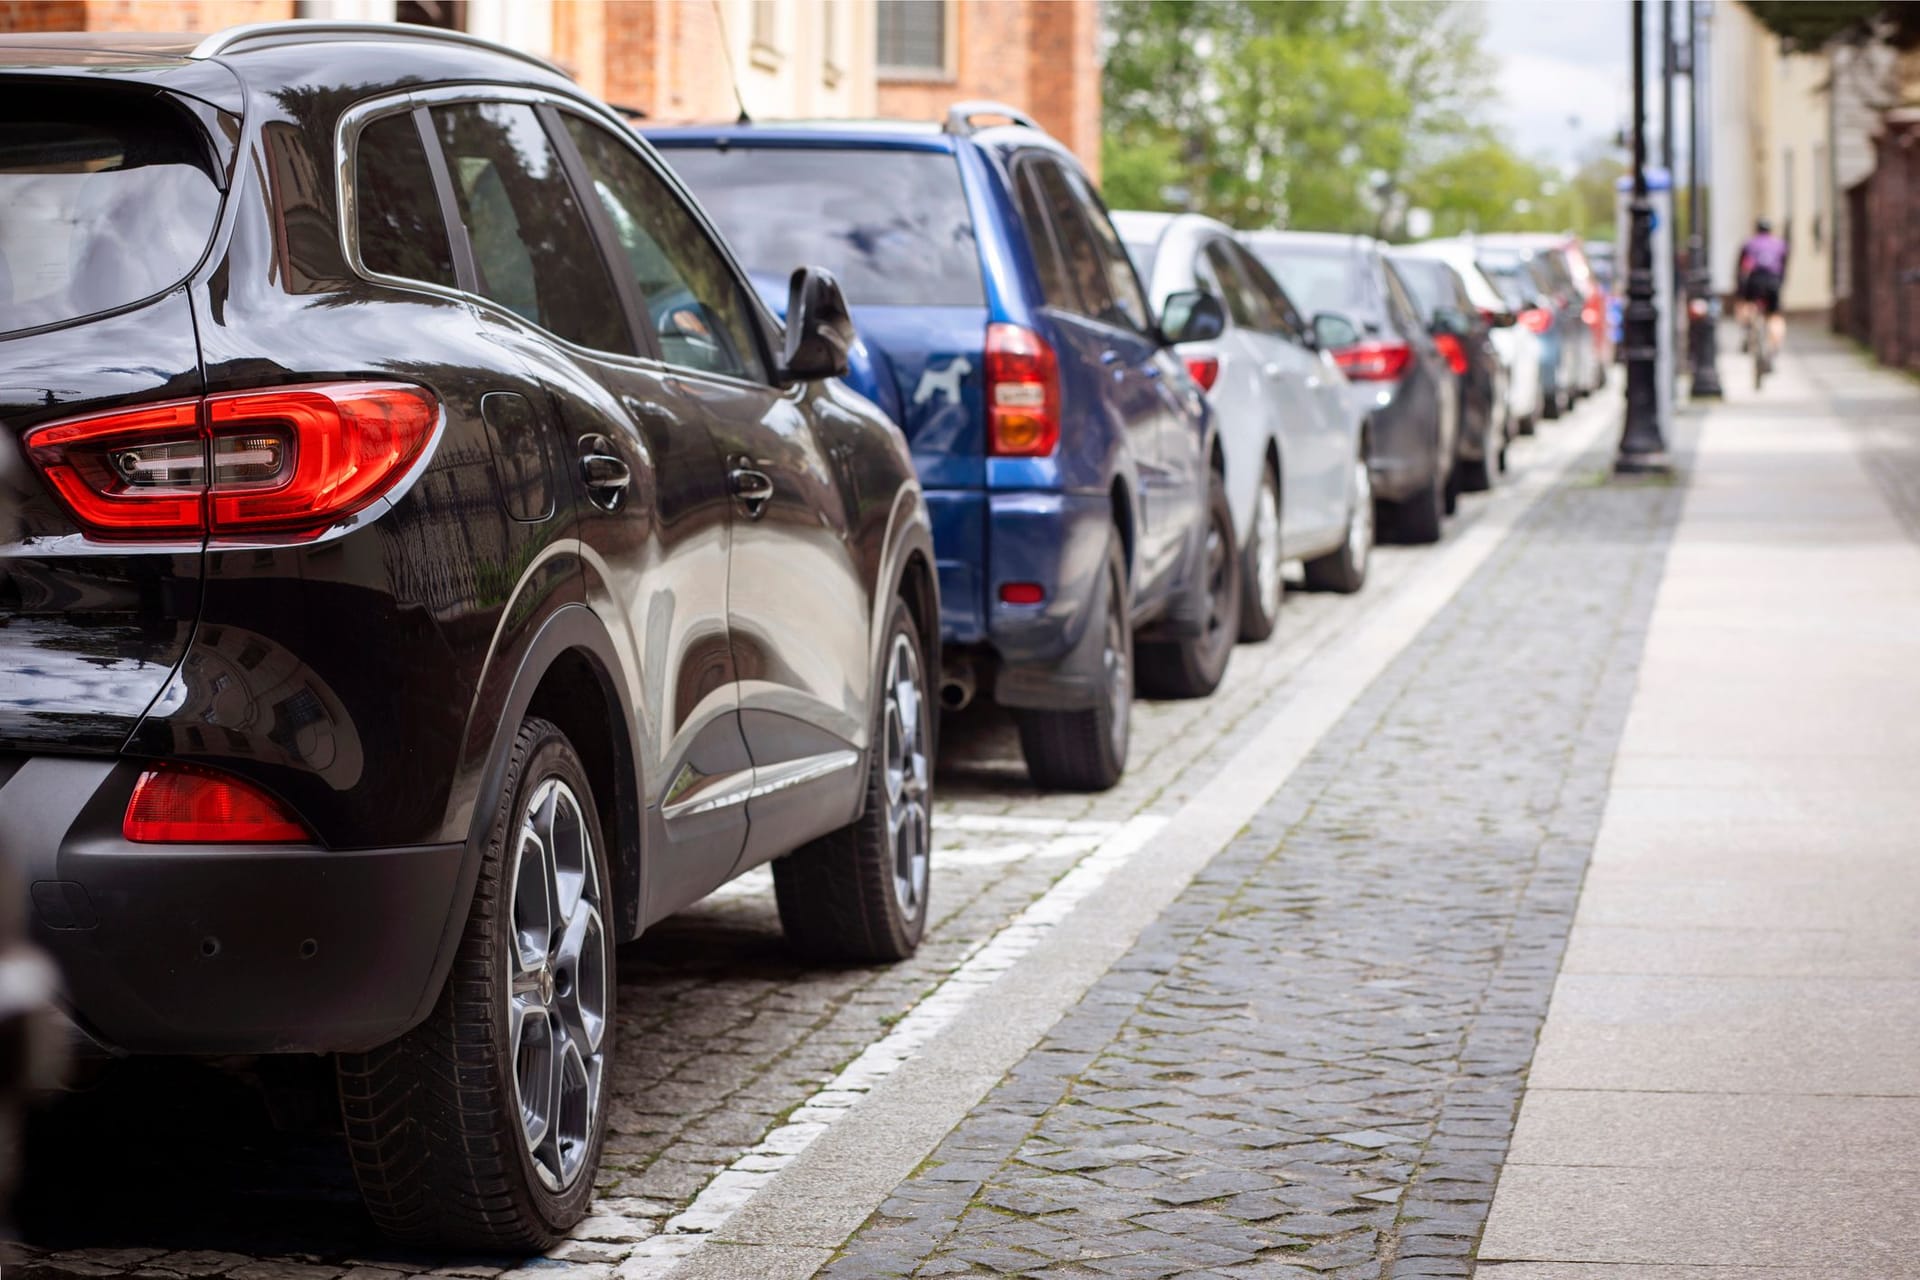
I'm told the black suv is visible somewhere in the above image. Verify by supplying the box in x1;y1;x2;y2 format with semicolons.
0;23;938;1248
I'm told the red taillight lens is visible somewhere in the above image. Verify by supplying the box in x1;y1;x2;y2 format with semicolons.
1434;333;1470;376
1332;340;1414;382
1183;355;1221;392
22;382;438;541
123;763;312;844
984;323;1060;457
1581;300;1603;328
999;582;1045;605
1519;308;1553;334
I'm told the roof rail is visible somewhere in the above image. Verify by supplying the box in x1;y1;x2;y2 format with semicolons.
191;20;570;80
942;100;1041;136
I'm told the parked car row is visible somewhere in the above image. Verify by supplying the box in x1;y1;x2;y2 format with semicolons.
0;21;1619;1254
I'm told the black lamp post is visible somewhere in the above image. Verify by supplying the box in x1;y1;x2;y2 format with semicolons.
1685;0;1724;396
1619;0;1670;472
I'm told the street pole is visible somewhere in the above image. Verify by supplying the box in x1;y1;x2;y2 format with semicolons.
1619;0;1670;472
1685;0;1724;396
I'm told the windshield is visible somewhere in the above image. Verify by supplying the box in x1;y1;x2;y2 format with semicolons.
661;146;984;307
1479;261;1537;311
0;85;222;336
1389;257;1456;320
1247;245;1368;317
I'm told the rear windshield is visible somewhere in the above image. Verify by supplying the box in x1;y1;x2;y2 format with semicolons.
660;145;983;307
1478;261;1536;310
0;86;223;336
1247;245;1369;318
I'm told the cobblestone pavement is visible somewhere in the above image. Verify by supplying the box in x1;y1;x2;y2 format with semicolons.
820;420;1691;1279
4;395;1629;1280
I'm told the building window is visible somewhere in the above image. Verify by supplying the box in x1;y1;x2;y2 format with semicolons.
750;0;780;65
878;0;948;78
395;0;465;29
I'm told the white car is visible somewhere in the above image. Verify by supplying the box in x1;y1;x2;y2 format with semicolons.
1401;239;1545;436
1115;211;1372;639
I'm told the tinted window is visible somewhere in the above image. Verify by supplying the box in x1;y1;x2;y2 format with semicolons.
1030;160;1122;327
432;101;629;353
1389;257;1456;321
661;146;982;307
0;86;222;335
1014;162;1076;308
564;116;764;380
1238;248;1306;341
355;111;456;289
1248;244;1369;319
1378;260;1425;335
1478;260;1537;310
1068;171;1153;332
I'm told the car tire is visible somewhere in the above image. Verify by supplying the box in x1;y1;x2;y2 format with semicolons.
1518;412;1537;438
1236;460;1283;642
1303;447;1372;594
1457;452;1494;493
1443;462;1460;515
1384;458;1446;546
338;718;614;1252
1542;392;1563;421
1017;537;1131;792
773;598;932;963
1137;469;1240;699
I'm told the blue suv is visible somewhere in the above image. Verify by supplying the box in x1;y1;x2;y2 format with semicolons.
651;104;1235;791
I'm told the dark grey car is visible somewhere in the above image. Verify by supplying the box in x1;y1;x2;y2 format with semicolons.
1242;231;1458;544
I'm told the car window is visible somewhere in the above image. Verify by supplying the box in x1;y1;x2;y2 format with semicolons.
1379;261;1424;336
1028;158;1118;324
1202;240;1262;330
355;111;457;290
1065;168;1154;332
659;145;983;308
1389;257;1453;322
563;115;764;381
0;84;223;336
1237;247;1306;342
431;101;630;354
1012;161;1077;309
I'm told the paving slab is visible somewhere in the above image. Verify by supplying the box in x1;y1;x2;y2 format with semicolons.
1505;1090;1920;1171
1561;922;1920;978
1479;1166;1920;1268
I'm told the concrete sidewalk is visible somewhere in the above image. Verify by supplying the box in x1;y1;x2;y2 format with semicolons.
1479;335;1920;1275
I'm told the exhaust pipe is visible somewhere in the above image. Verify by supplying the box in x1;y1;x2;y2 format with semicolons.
939;660;976;712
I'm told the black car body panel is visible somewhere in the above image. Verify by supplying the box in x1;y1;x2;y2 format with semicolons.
0;31;937;1056
1386;253;1506;467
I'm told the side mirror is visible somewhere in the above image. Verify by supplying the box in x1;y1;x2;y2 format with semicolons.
1483;308;1517;329
1311;311;1361;351
1160;290;1227;346
780;266;855;383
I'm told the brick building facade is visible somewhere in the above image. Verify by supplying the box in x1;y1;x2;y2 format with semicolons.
0;0;1102;175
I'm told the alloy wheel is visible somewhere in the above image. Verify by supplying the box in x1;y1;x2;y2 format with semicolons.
1254;473;1283;624
508;777;608;1194
1103;570;1131;762
1348;458;1373;575
882;633;931;920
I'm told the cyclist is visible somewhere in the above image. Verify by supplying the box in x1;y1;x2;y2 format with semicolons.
1735;218;1788;359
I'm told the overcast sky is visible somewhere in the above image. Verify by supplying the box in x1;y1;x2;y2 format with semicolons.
1479;0;1634;172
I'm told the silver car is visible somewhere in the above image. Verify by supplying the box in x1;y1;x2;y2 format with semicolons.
1115;211;1372;640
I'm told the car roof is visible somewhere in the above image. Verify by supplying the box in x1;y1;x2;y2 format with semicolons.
0;21;574;101
1241;229;1379;256
646;120;958;153
1111;210;1234;246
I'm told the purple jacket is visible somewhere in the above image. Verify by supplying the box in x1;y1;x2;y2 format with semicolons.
1740;233;1788;279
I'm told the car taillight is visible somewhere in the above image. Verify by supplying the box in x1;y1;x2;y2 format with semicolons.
1434;333;1470;376
123;762;312;844
1581;300;1603;327
984;323;1060;457
23;381;438;541
1333;340;1413;382
1519;308;1553;334
1183;354;1221;392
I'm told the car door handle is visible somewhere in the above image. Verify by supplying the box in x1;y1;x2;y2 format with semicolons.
577;437;630;510
1099;349;1122;365
730;467;774;518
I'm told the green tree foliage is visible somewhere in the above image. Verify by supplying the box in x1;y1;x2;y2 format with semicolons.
1103;0;1495;234
1742;1;1920;51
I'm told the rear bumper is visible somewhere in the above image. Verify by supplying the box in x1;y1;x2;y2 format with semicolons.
927;487;1113;711
1357;383;1442;503
1;756;465;1055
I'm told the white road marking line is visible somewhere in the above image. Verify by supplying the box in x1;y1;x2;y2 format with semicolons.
609;815;1167;1277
